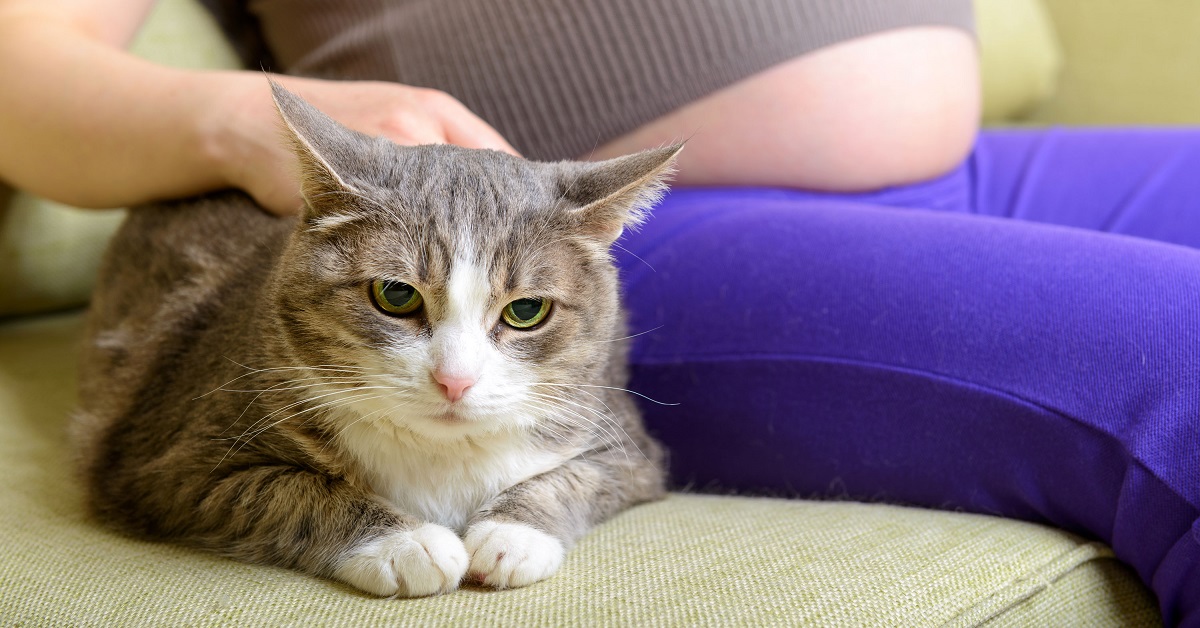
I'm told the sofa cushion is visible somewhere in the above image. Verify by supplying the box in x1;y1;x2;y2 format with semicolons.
1027;0;1200;125
975;0;1063;123
0;312;1160;624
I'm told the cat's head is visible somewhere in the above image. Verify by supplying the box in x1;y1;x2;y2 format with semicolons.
263;82;679;443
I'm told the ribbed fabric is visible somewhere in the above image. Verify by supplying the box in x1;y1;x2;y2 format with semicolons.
228;0;974;160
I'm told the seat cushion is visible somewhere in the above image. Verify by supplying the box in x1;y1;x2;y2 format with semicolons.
0;312;1160;625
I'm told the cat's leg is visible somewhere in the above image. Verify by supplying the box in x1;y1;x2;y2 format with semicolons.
183;465;468;596
463;449;665;589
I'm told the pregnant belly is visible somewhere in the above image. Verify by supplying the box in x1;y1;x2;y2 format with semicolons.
584;27;980;192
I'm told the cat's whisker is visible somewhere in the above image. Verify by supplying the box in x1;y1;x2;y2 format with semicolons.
588;325;663;344
218;391;391;467
523;392;636;462
219;374;384;435
197;362;369;399
218;377;379;394
215;399;379;473
517;397;595;437
525;389;646;461
611;242;655;273
321;408;392;455
526;386;631;454
529;383;623;433
541;412;632;465
295;391;418;434
512;402;576;444
318;393;425;456
223;385;375;447
231;385;403;445
530;382;680;407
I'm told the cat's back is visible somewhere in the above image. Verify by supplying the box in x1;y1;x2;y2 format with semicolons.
74;193;292;455
89;191;288;322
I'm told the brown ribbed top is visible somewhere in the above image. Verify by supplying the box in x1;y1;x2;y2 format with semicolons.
208;0;974;161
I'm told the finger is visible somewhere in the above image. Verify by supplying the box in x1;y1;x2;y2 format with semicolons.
376;109;449;147
436;103;521;156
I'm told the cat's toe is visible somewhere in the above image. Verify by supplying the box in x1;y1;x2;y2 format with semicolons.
333;523;468;597
464;521;564;589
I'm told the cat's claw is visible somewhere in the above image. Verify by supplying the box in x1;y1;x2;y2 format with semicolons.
334;523;468;597
464;521;564;589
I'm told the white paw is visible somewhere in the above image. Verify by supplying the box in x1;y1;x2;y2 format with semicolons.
463;521;565;589
333;523;469;597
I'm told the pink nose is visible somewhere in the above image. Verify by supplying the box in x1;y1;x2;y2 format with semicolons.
433;371;475;403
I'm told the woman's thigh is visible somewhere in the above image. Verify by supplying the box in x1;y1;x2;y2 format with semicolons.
969;128;1200;249
585;27;980;192
615;186;1200;620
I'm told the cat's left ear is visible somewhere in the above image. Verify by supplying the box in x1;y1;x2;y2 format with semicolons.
557;144;683;244
268;80;366;218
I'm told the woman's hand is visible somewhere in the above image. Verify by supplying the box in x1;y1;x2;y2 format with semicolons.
0;0;516;216
206;75;520;216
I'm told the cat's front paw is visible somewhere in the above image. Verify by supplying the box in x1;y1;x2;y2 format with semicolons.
464;521;565;589
334;523;469;597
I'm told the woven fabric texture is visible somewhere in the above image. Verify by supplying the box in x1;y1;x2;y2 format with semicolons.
0;312;1160;626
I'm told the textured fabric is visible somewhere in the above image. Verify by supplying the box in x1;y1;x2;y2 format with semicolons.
229;0;974;161
616;128;1200;626
0;312;1159;624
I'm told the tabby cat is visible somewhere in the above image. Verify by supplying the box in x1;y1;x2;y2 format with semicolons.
71;83;675;596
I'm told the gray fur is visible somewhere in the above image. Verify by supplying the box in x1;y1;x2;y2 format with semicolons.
71;83;678;595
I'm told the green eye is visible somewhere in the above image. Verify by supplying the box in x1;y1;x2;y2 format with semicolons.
502;298;551;329
371;279;423;315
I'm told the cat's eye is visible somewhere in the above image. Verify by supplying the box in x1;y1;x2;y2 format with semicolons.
502;298;551;329
371;279;423;316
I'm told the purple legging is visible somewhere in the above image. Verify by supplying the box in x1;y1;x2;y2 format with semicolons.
616;129;1200;624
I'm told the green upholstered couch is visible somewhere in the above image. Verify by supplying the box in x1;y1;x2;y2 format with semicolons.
1;0;1187;623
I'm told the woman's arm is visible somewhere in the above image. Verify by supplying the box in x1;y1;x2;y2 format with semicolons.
0;0;516;215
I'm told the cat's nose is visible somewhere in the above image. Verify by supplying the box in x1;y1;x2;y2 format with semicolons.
432;370;475;403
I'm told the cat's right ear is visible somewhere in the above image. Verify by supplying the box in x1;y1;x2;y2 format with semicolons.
268;80;365;220
556;144;683;244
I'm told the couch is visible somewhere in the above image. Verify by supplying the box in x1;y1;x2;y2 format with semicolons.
0;0;1185;624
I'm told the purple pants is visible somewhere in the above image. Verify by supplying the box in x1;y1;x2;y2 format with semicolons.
616;129;1200;624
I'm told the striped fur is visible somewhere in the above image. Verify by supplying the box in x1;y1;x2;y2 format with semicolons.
71;84;678;596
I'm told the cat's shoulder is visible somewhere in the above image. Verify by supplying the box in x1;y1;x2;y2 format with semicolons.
117;191;290;252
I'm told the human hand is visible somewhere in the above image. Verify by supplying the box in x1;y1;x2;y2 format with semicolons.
205;74;518;216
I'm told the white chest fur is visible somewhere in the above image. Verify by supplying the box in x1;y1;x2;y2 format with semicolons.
337;419;563;531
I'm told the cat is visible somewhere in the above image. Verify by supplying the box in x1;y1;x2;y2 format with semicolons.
70;82;675;597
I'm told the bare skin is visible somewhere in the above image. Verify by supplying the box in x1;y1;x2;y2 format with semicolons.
0;2;978;216
587;27;981;191
0;0;516;216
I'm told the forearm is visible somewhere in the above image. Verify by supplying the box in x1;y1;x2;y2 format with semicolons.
0;8;247;208
0;1;516;215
